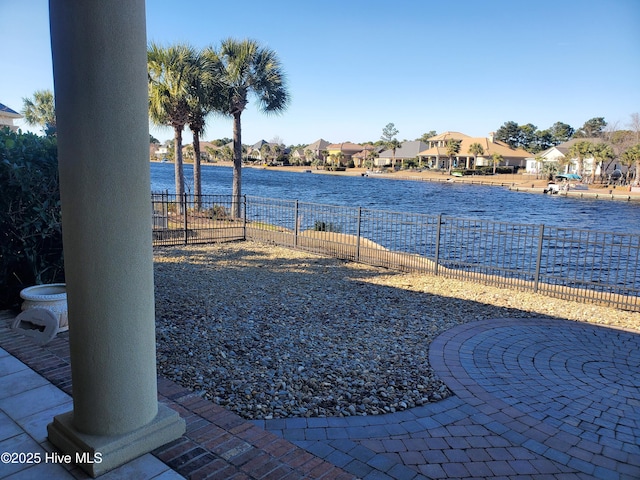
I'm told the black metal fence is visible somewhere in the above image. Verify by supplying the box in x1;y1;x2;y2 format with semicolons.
151;193;640;312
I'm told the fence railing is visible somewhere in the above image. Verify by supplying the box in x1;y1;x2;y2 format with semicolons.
151;193;640;312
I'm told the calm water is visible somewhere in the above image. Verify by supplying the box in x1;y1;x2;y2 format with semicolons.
150;163;640;234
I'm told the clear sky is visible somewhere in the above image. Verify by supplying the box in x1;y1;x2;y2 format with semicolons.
1;0;639;146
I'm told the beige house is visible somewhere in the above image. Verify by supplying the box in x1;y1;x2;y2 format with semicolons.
0;103;22;131
353;144;383;168
304;138;330;161
326;142;363;166
418;131;533;170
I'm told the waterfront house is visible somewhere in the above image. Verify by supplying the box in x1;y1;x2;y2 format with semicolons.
376;141;429;168
0;102;22;131
289;148;306;164
418;131;533;170
531;137;618;179
353;144;384;168
304;138;331;162
247;140;288;163
325;142;363;166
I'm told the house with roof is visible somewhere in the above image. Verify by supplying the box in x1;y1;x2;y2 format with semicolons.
532;137;617;178
304;138;330;162
325;142;363;166
288;139;332;165
353;144;384;168
376;141;429;168
0;103;22;132
246;140;288;163
289;148;307;164
418;131;533;170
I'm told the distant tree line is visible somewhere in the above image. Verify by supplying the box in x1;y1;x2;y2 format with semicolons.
493;117;611;153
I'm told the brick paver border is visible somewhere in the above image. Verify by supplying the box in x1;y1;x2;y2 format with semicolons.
0;312;354;479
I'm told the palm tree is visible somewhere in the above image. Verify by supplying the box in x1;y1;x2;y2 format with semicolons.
445;139;461;174
542;161;559;180
468;142;484;170
321;149;329;168
328;151;346;169
215;38;290;217
304;149;314;165
220;145;233;162
260;144;272;164
567;141;594;177
620;144;640;184
491;153;503;174
590;143;614;183
204;145;219;163
272;144;282;164
148;43;199;207
186;49;225;209
22;89;56;136
387;139;402;169
365;148;379;169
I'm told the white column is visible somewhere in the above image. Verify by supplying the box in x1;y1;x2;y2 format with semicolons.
47;1;184;476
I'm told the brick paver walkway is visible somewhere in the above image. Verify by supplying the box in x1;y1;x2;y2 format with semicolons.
255;318;640;479
0;312;354;479
2;313;639;479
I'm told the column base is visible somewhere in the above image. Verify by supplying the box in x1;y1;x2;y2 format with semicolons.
47;403;185;477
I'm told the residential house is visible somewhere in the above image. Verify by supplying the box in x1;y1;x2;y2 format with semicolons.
325;142;363;166
418;131;532;170
352;144;384;168
289;148;306;164
304;138;331;162
376;141;429;168
246;140;288;163
0;103;22;131
182;141;235;162
531;137;617;179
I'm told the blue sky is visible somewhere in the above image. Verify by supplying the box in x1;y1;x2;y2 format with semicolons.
1;0;639;146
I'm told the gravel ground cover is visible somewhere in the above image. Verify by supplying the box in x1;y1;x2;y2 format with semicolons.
154;241;640;420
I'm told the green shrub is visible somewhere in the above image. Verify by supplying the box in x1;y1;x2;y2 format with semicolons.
206;204;228;220
313;221;341;233
0;128;63;309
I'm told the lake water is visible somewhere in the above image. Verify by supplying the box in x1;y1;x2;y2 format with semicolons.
150;162;640;234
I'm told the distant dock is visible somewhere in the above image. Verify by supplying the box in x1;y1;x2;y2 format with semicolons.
508;186;640;202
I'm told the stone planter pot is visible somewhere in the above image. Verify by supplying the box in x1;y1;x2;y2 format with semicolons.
19;283;68;332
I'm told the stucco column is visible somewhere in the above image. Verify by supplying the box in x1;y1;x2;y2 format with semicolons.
46;0;184;476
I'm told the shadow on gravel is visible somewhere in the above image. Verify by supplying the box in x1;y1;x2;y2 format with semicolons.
153;242;609;420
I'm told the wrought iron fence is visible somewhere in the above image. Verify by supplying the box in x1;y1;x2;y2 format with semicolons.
151;193;640;312
151;192;245;246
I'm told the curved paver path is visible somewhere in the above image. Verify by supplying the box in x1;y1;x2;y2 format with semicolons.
259;318;640;479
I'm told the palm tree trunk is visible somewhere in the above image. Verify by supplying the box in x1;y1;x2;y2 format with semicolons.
232;111;243;218
174;126;184;214
193;130;202;210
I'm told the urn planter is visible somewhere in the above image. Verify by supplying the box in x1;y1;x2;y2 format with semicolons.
12;283;68;344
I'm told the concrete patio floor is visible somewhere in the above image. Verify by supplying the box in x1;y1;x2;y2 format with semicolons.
1;312;638;479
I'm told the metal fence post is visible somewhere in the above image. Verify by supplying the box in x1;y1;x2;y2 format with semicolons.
534;224;545;292
434;214;442;275
183;192;189;245
355;207;362;262
294;200;299;247
243;195;247;241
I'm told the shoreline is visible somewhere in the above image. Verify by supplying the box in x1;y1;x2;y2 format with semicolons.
152;160;640;202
